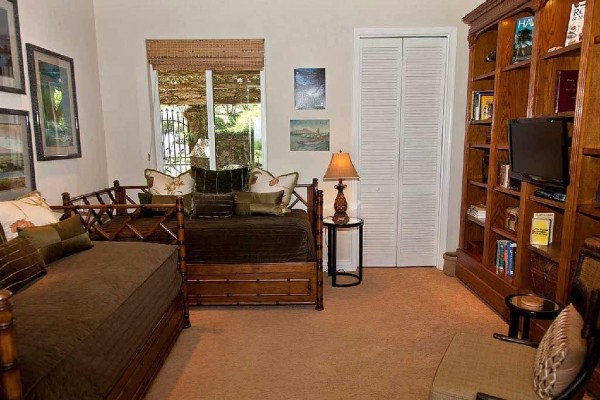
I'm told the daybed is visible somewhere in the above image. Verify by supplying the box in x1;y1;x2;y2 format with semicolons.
0;238;188;400
57;179;324;310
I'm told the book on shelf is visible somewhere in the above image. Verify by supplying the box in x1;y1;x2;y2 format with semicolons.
533;212;555;243
497;162;510;188
471;91;493;121
565;1;586;47
530;217;551;246
496;240;517;276
467;204;486;220
555;70;578;113
512;16;534;63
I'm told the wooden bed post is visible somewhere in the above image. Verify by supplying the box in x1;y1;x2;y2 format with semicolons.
176;196;191;328
113;180;127;216
61;192;73;218
0;290;21;400
315;189;324;311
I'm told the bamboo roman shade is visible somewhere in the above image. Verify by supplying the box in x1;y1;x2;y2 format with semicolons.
146;39;264;71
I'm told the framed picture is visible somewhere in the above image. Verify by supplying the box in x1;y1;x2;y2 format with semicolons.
26;44;81;161
0;108;35;200
290;119;330;151
0;0;25;93
294;68;325;110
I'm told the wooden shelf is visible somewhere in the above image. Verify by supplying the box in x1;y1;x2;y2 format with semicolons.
496;145;509;151
468;180;488;189
527;242;562;263
502;59;531;72
471;119;493;125
494;186;520;198
492;226;517;242
578;205;600;220
473;70;496;81
534;111;575;119
540;43;581;60
466;214;486;227
483;263;514;286
464;241;484;263
583;148;600;158
530;195;566;210
470;143;491;150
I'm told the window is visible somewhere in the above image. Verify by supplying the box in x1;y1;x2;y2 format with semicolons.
146;40;265;175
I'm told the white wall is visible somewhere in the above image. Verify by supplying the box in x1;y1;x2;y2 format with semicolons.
92;0;481;260
0;0;107;204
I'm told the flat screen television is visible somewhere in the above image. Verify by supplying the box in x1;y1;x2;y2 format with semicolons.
508;117;570;190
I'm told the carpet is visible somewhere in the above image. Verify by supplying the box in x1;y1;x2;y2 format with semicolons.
146;268;507;399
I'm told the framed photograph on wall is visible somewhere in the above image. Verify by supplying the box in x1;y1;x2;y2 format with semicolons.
294;68;325;110
0;0;25;93
290;119;330;151
0;108;35;200
26;44;81;161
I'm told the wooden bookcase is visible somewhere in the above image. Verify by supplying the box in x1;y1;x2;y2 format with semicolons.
459;0;600;330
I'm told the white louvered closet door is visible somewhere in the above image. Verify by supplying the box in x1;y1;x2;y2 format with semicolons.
358;38;403;267
358;36;447;267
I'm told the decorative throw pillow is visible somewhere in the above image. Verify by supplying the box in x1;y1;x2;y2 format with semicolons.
0;237;46;293
138;192;193;216
533;303;586;399
0;192;59;241
234;191;285;216
18;215;93;264
144;169;194;196
191;192;235;218
193;166;249;194
249;167;299;207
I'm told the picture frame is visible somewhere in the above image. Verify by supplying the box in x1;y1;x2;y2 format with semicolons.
26;43;81;161
0;0;25;94
294;68;325;110
290;119;330;151
0;108;35;200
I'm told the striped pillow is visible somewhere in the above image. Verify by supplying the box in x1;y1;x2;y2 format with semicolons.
191;192;235;218
0;237;46;293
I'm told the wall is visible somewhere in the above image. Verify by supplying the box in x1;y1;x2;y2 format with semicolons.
0;0;107;204
92;0;481;263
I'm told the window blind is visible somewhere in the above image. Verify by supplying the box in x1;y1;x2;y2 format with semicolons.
146;39;264;71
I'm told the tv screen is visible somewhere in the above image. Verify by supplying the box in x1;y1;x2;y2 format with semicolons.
508;117;570;189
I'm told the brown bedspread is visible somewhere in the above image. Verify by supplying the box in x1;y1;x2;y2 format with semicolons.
96;209;315;264
13;241;181;400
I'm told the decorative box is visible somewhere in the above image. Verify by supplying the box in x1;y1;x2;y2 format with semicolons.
505;207;519;233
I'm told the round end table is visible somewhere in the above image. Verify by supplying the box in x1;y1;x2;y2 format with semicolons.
497;294;561;340
323;217;363;287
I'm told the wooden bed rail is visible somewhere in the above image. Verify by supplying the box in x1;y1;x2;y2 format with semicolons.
0;290;20;400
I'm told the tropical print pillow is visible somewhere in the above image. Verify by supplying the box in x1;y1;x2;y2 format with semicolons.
249;168;299;207
144;169;194;196
0;192;59;241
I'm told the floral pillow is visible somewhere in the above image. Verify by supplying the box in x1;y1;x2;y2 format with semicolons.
249;168;299;207
0;192;59;241
144;169;194;196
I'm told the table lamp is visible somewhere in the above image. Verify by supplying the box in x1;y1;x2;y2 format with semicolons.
323;150;360;224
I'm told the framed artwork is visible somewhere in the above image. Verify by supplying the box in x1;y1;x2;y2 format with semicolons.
0;0;25;93
26;44;81;161
290;119;330;151
294;68;325;110
0;108;35;200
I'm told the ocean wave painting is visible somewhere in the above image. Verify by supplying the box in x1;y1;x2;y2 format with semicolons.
294;68;325;110
290;119;330;152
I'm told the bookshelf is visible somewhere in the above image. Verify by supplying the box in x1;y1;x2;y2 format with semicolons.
459;0;600;331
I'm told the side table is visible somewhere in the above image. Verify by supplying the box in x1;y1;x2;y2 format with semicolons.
494;294;561;341
323;217;363;287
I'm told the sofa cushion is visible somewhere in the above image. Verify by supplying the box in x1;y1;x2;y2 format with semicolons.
193;166;249;194
431;332;539;400
0;192;58;241
533;304;586;398
145;168;194;196
0;237;46;293
18;215;93;264
191;192;235;218
234;191;285;216
249;167;298;207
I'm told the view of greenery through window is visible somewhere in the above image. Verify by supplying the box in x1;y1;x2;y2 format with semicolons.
158;71;262;176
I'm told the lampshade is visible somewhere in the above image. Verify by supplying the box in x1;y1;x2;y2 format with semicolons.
323;151;359;180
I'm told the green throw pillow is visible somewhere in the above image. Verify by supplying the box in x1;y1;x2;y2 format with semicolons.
18;215;93;264
191;192;236;218
138;193;192;216
234;191;285;216
193;167;249;194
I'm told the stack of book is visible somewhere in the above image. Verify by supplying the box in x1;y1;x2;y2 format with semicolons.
496;240;517;276
467;204;486;221
498;162;511;188
530;212;555;246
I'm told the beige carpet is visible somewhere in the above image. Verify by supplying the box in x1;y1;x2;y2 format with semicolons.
146;268;507;399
